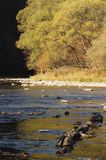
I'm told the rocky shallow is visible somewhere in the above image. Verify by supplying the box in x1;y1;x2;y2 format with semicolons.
0;78;106;87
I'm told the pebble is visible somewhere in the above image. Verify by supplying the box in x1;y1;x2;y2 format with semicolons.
102;104;106;111
27;112;35;115
29;84;35;87
39;129;49;133
83;88;93;91
11;83;15;86
60;99;69;103
42;95;49;98
21;83;28;87
24;88;29;91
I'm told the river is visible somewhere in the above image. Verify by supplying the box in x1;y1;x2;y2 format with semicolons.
0;84;106;160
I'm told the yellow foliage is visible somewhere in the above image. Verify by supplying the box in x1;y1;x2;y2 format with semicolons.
16;0;106;72
36;53;50;72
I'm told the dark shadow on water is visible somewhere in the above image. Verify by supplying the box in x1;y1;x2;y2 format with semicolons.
0;147;29;160
0;122;29;160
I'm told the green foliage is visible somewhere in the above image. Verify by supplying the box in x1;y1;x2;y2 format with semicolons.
16;0;106;72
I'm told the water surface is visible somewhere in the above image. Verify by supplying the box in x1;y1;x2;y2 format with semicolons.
0;85;106;160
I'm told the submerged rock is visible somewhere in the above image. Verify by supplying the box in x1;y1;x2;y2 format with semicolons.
90;112;103;123
64;111;70;115
52;115;61;118
56;130;81;147
56;112;103;154
73;121;82;126
56;96;62;99
42;95;49;98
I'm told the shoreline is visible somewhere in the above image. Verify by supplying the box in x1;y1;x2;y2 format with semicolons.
0;78;106;87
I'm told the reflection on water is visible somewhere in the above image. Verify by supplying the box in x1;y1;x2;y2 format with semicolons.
0;85;106;160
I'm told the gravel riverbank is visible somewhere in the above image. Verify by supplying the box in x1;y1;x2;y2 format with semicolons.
0;78;106;87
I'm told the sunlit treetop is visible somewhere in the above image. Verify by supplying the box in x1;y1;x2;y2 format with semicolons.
16;0;106;71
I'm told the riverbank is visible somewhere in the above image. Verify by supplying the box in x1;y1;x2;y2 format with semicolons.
31;68;106;82
0;78;106;87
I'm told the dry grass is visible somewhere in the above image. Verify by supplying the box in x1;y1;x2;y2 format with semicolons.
31;68;106;82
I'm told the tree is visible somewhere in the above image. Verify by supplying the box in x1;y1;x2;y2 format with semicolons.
16;0;106;72
86;18;106;71
47;0;105;69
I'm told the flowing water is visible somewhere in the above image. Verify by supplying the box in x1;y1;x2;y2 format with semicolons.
0;84;106;160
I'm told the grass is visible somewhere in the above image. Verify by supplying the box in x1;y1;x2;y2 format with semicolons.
31;68;106;82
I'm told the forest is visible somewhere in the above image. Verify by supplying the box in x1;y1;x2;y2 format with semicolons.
16;0;106;80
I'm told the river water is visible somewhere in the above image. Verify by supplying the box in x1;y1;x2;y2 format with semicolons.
0;84;106;160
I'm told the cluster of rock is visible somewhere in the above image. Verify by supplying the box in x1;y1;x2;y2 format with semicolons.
0;111;45;116
56;112;103;154
0;111;22;116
